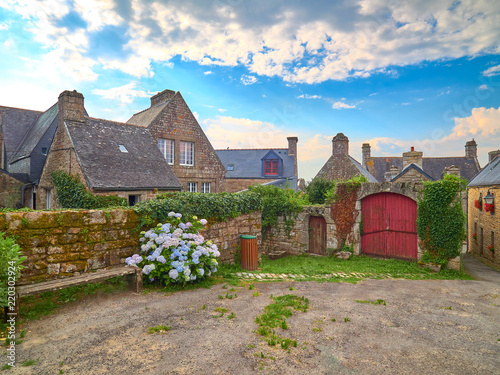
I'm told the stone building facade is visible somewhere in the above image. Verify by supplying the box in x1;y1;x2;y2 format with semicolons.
467;150;500;266
127;89;226;193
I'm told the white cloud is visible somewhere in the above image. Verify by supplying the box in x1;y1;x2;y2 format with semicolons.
241;75;258;85
204;71;213;75
332;101;355;109
0;22;8;30
297;94;322;99
479;84;489;90
218;108;227;113
91;82;149;105
482;64;500;77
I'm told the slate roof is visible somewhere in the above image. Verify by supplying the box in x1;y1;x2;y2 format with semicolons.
0;168;30;183
67;118;182;190
391;163;434;182
0;105;42;163
469;157;500;187
216;148;297;189
9;103;58;163
366;156;480;182
126;101;170;127
348;156;378;182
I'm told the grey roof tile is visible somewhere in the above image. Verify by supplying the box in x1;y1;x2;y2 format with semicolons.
469;157;500;186
67;117;182;190
126;101;169;127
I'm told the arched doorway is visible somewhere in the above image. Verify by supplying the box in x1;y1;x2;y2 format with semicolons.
309;216;327;255
361;192;418;260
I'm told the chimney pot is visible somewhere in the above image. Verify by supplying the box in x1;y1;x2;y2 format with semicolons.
332;133;349;156
411;146;415;152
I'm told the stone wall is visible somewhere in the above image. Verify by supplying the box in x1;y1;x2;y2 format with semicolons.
468;186;499;265
2;209;261;285
0;171;26;208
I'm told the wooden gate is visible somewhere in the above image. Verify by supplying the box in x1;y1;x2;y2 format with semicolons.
361;193;417;260
309;216;327;255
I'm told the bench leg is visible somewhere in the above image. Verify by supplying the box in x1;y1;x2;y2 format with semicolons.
125;268;143;293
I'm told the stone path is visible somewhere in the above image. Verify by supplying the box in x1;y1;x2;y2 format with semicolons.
231;271;418;280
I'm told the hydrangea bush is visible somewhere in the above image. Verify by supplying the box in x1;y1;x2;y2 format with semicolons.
126;212;220;285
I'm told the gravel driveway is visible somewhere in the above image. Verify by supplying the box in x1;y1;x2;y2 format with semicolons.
6;278;500;375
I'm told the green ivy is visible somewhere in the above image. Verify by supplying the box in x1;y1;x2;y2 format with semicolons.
249;185;305;237
417;174;467;264
0;232;26;308
133;191;261;227
51;171;127;209
304;178;336;204
324;175;368;204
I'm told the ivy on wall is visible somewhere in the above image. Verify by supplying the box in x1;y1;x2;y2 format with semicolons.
328;176;367;249
304;178;336;205
51;171;128;209
417;174;466;264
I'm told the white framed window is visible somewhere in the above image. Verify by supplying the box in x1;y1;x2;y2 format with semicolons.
158;139;174;165
202;182;210;193
187;182;197;192
46;189;51;209
180;141;194;166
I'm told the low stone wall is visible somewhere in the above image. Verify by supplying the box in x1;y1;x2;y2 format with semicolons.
1;209;261;285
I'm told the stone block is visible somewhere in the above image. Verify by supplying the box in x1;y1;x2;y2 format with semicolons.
47;263;61;275
47;253;80;263
47;246;65;255
60;261;87;273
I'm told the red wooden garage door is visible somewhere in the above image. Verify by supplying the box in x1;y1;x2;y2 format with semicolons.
361;193;417;260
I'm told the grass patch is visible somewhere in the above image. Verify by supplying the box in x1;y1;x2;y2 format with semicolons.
148;325;172;334
252;254;473;280
355;299;386;305
20;359;38;366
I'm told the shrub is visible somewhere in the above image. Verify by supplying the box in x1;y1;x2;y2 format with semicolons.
0;232;26;308
126;212;219;285
51;171;127;209
133;191;261;227
417;174;466;264
305;178;336;204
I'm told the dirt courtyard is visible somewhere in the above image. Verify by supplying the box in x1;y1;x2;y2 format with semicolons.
6;278;500;374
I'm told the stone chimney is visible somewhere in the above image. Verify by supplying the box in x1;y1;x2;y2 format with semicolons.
390;165;400;180
444;165;461;178
287;136;298;179
151;89;176;107
403;146;423;168
488;150;500;162
58;90;85;123
465;139;477;158
332;133;349;156
362;143;371;167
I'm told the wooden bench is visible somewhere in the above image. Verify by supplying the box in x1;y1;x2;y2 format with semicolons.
5;266;142;320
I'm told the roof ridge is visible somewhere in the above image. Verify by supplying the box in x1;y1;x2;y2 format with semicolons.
85;116;148;129
129;98;170;117
0;105;43;113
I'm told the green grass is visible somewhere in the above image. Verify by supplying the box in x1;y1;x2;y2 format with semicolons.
246;254;473;280
355;299;386;305
20;359;38;366
148;325;172;334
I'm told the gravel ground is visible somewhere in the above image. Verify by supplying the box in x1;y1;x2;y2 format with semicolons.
4;278;500;375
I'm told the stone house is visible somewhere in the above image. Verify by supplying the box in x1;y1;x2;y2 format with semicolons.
467;150;500;266
215;137;300;192
0;102;61;208
127;89;226;193
362;140;481;183
37;91;182;209
314;133;378;182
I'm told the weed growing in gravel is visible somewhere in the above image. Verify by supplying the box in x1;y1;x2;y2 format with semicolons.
344;317;350;322
20;359;38;366
355;299;386;305
248;284;255;290
214;308;229;314
2;364;12;370
227;312;236;319
253;291;260;297
148;325;172;334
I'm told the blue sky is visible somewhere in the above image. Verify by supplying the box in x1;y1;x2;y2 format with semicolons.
1;0;499;181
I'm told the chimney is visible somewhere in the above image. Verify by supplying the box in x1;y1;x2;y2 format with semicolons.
58;90;85;123
488;150;500;162
390;165;400;180
403;146;423;168
362;143;371;167
287;136;299;179
150;89;176;107
465;139;477;158
332;133;349;156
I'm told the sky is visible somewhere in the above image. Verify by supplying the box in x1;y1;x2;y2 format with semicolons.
0;0;499;181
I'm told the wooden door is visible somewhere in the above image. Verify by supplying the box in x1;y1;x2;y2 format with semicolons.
309;216;327;255
361;193;417;260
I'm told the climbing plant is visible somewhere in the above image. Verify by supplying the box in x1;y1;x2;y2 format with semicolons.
417;174;467;264
51;171;127;209
304;178;336;204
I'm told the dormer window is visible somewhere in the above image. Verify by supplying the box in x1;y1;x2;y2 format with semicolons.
265;159;279;175
227;164;234;171
119;144;128;153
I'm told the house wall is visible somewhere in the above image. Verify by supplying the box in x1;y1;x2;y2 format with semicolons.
468;186;500;265
0;172;24;208
224;178;274;193
147;93;226;193
315;155;362;181
393;168;432;183
3;209;261;285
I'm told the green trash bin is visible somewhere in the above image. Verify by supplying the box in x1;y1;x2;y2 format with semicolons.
240;235;258;271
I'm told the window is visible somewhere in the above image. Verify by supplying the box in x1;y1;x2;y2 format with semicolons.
202;182;210;193
227;164;234;171
46;189;51;209
158;139;174;165
119;144;128;153
42;147;47;156
187;182;197;192
128;195;140;206
180;141;194;166
264;159;279;175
